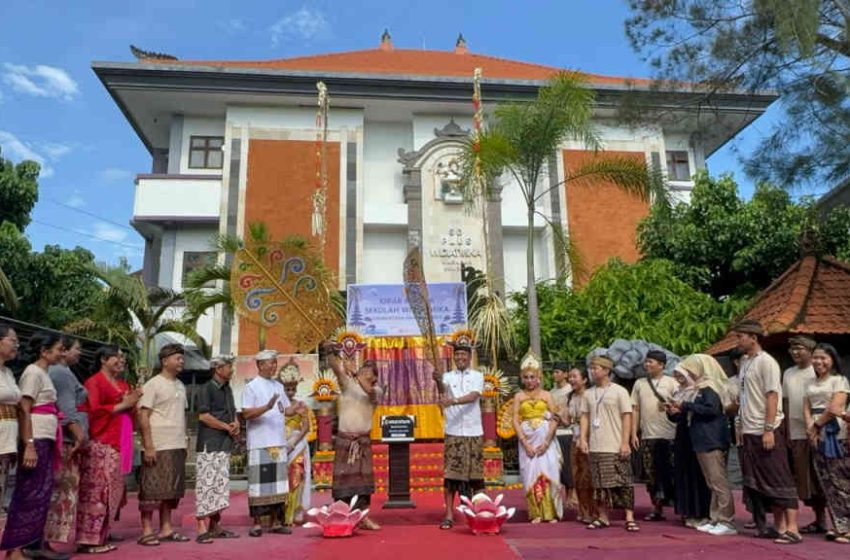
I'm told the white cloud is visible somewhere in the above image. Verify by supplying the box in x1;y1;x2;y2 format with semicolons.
40;142;73;159
2;63;79;101
99;167;132;184
0;130;54;177
220;18;247;34
65;190;85;208
269;7;329;45
92;222;128;243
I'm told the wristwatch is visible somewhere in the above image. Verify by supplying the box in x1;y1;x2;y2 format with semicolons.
763;424;775;433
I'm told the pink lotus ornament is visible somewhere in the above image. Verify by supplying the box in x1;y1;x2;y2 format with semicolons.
303;496;369;538
456;493;516;535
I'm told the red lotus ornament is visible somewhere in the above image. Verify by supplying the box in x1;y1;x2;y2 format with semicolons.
456;493;515;535
303;496;369;538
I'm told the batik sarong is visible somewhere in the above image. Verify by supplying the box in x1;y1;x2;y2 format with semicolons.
195;451;231;518
76;441;123;546
641;438;675;507
138;448;187;512
813;439;850;534
44;442;81;543
443;435;484;496
590;452;634;511
0;439;54;550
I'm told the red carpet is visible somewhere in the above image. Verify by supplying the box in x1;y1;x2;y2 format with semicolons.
60;488;838;559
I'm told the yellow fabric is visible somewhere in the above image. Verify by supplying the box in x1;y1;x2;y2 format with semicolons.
366;336;447;350
370;404;445;439
519;399;548;421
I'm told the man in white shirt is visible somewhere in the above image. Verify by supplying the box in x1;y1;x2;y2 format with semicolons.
782;335;825;534
734;320;801;544
438;334;484;530
241;349;302;537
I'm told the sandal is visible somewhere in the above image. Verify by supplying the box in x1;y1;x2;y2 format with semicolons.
743;521;757;530
625;521;641;532
269;526;292;535
799;522;826;534
586;519;610;530
78;545;117;554
644;512;666;522
210;529;239;539
826;531;838;541
774;532;803;545
754;528;781;539
158;532;190;543
439;519;454;530
196;532;214;544
248;528;262;538
136;534;159;547
834;535;850;544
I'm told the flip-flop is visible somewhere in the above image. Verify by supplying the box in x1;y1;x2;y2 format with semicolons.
439;519;453;530
211;529;239;539
834;535;850;544
158;533;190;543
774;532;803;545
78;544;117;554
625;521;641;532
586;519;610;530
136;535;159;547
196;532;214;544
248;528;262;538
269;526;292;535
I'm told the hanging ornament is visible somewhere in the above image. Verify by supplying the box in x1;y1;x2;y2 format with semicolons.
312;81;330;254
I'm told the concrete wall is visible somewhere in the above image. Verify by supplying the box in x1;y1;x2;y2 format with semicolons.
362;121;411;225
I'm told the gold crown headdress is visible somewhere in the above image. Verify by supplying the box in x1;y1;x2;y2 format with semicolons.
520;349;542;373
278;357;302;384
446;329;480;352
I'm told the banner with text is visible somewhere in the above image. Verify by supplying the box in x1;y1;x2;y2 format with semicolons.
346;282;467;337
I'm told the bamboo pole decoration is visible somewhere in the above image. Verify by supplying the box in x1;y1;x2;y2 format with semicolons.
312;82;330;256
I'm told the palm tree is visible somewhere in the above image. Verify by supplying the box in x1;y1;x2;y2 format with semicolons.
461;72;664;357
86;264;207;379
0;266;18;312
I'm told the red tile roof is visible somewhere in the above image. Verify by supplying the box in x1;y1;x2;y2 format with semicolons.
707;255;850;354
149;48;650;86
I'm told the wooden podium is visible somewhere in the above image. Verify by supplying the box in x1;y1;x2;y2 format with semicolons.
380;415;416;509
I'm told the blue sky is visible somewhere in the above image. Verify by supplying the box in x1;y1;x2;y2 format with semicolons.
0;0;779;269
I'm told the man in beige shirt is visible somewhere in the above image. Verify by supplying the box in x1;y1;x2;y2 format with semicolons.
630;350;677;521
782;335;825;534
735;320;800;544
579;356;638;532
138;344;189;545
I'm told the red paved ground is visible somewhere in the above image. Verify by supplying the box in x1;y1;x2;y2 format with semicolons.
86;487;843;560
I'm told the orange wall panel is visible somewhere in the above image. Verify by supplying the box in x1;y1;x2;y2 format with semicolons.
238;139;341;355
563;149;649;284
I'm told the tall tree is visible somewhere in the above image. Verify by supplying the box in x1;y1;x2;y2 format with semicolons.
638;171;850;298
626;0;850;188
461;72;658;357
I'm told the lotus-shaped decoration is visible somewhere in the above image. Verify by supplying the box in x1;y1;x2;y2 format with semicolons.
303;496;369;538
456;493;515;535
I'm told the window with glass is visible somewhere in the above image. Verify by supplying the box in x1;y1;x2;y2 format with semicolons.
188;136;224;169
665;151;691;182
182;251;217;287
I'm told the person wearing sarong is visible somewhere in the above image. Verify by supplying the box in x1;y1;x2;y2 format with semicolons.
734;319;801;545
137;343;189;546
566;367;597;523
0;332;64;560
77;346;138;552
279;362;311;527
579;355;638;532
241;349;295;537
438;335;485;530
781;335;826;535
804;343;850;543
670;355;735;536
550;362;573;504
0;324;21;525
630;350;676;522
513;351;562;523
44;336;88;550
327;350;382;530
194;355;239;543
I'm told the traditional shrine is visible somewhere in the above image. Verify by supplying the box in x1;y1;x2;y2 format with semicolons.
707;253;850;363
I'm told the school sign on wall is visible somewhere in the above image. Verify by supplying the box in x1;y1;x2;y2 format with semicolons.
346;283;467;337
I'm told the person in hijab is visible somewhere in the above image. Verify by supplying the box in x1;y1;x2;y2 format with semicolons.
668;355;735;536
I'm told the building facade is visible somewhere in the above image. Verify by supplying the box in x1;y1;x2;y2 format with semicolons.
95;36;775;355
